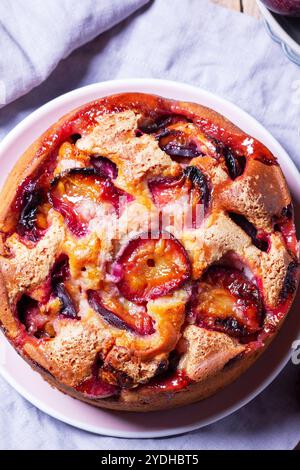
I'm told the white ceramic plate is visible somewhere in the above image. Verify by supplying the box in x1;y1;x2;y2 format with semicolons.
0;79;299;438
257;0;300;65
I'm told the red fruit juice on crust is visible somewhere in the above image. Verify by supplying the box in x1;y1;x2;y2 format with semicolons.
75;356;118;398
147;370;191;392
75;375;118;398
279;219;298;255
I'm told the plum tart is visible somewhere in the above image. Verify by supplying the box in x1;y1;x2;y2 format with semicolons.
0;93;299;411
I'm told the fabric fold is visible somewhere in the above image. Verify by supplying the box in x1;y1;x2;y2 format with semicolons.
0;0;299;451
0;0;149;106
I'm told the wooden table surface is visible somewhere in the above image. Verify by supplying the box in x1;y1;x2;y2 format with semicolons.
212;0;300;451
212;0;260;17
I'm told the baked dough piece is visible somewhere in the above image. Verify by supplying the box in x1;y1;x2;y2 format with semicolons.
0;93;298;411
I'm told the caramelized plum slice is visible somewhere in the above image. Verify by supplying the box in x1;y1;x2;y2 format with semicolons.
215;141;246;180
51;255;78;319
53;283;77;319
224;148;245;179
191;266;263;338
16;180;46;241
49;168;132;236
87;290;154;335
184;166;209;209
90;156;118;179
228;212;269;252
159;130;202;160
280;261;299;302
148;175;185;208
138;114;188;134
19;186;41;231
51;254;70;284
116;232;191;303
148;166;209;229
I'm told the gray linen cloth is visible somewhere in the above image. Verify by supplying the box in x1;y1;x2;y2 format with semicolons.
0;0;299;450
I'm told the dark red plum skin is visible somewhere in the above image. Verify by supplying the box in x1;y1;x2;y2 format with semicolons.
90;156;118;179
53;283;78;319
76;376;117;398
75;359;118;398
261;0;300;15
51;255;78;319
228;212;269;252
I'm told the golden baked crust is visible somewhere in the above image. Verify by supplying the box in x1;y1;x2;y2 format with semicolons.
0;92;298;412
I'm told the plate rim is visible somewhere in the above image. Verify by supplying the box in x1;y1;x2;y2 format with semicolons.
0;339;298;439
257;0;300;55
0;78;299;438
